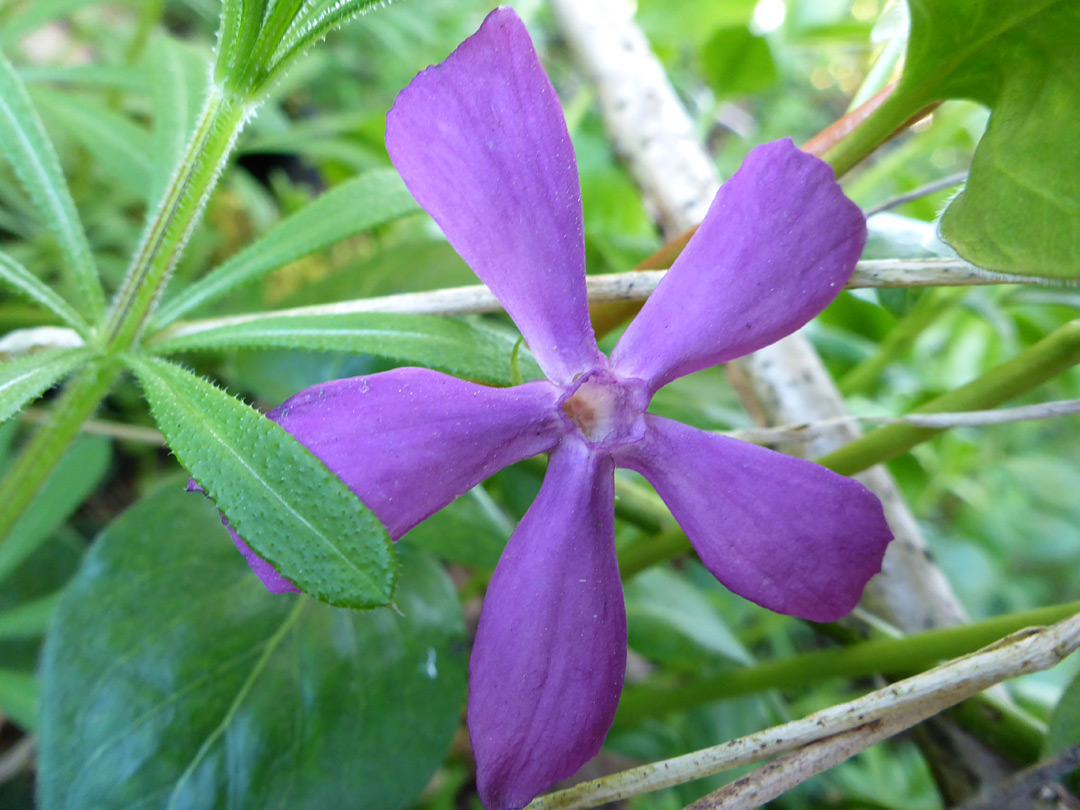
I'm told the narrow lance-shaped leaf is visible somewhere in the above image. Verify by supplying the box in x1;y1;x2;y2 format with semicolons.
152;168;420;328
148;312;543;386
268;0;384;83
128;355;396;608
0;435;110;583
0;348;90;425
0;591;61;641
32;87;154;200
0;51;103;318
0;249;89;332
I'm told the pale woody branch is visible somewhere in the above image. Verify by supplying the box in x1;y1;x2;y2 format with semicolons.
528;611;1080;810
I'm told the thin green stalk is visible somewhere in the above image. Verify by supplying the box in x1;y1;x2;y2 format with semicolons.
820;319;1080;476
0;360;120;542
614;600;1080;731
824;90;922;176
839;288;967;396
125;0;167;63
619;528;691;579
103;85;248;351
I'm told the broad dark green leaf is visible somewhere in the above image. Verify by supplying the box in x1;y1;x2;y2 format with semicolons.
887;0;1079;277
0;348;91;426
0;250;88;331
1047;668;1080;755
39;482;466;810
0;434;110;582
148;312;541;386
0;50;103;318
128;355;396;608
32;86;154;199
152;168;420;327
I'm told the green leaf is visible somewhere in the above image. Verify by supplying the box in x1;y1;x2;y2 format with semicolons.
402;487;512;569
699;26;777;99
0;249;89;332
0;0;111;47
0;50;104;318
0;667;37;730
0;591;60;640
148;312;541;386
268;0;384;85
0;435;110;582
624;567;752;671
147;36;212;207
152;168;421;327
0;348;91;426
636;0;757;47
39;481;466;810
882;1;1079;277
32;86;154;199
128;355;396;608
1047;667;1080;755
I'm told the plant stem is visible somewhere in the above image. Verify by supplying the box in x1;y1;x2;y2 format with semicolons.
0;85;251;548
0;360;120;542
823;88;924;176
103;85;247;351
839;288;967;396
614;600;1080;732
820;319;1080;476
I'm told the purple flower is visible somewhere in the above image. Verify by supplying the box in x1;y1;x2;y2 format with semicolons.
228;8;892;808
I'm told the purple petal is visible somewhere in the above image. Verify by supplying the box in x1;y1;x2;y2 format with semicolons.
610;139;867;391
386;8;602;384
613;416;892;622
227;523;300;594
469;440;624;810
187;481;300;593
271;367;567;540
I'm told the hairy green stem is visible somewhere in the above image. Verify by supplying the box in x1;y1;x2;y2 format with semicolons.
1;84;251;548
614;600;1079;737
820;319;1080;476
103;85;247;351
0;360;120;542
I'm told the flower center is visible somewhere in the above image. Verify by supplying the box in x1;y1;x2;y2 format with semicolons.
559;370;648;449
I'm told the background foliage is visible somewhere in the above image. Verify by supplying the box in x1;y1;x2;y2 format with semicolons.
0;0;1078;808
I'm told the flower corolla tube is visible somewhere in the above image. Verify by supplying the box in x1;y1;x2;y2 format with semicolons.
226;8;893;809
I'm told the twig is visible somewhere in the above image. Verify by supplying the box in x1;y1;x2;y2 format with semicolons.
3;259;1062;356
864;171;969;217
725;399;1080;444
0;325;84;355
954;744;1080;810
19;408;166;445
526;612;1080;810
138;259;1046;345
0;735;35;784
